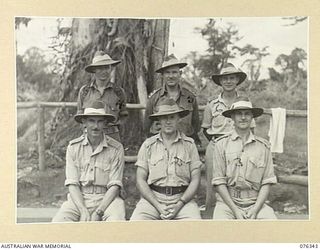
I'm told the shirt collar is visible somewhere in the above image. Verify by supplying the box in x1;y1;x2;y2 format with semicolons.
82;133;109;148
90;79;113;89
230;129;256;144
218;91;239;106
160;83;182;97
157;130;182;143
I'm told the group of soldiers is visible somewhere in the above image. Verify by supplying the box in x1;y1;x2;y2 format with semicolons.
52;51;277;222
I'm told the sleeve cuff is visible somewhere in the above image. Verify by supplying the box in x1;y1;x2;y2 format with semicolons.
261;176;277;185
135;160;148;171
191;161;203;172
107;180;123;189
65;179;80;186
212;177;227;186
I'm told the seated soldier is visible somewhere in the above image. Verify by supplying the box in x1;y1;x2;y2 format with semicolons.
212;97;277;220
131;98;202;220
52;101;125;222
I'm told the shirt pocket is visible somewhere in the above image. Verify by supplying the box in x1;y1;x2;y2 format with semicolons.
245;157;265;184
174;153;191;181
225;152;240;178
94;162;111;186
148;154;167;183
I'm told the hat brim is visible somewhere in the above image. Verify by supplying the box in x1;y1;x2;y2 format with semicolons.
155;63;187;73
211;71;247;86
149;109;189;121
222;107;264;118
85;60;121;73
74;113;116;123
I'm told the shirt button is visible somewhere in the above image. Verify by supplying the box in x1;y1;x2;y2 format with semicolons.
90;168;94;171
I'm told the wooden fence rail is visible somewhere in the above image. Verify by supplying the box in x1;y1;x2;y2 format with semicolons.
17;101;308;171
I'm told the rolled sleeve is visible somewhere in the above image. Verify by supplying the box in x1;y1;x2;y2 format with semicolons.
201;103;213;128
65;146;80;186
189;143;202;173
211;141;228;186
261;148;277;185
135;142;149;173
107;145;125;189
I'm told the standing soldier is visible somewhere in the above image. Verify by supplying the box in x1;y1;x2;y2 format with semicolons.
52;101;126;222
77;51;128;142
131;98;202;220
212;97;277;220
202;63;248;141
144;54;201;146
202;63;253;213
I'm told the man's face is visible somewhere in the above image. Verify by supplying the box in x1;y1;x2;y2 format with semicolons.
159;113;180;135
231;109;253;130
94;65;113;82
162;66;181;88
83;116;106;138
220;74;239;92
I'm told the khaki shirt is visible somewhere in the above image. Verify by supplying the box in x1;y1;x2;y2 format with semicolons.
144;85;200;137
65;134;124;189
202;93;255;135
135;132;202;186
211;130;277;205
77;80;128;130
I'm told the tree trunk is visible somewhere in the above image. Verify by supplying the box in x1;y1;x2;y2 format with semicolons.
50;18;170;151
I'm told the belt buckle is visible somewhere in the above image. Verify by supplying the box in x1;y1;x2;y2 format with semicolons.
165;187;173;195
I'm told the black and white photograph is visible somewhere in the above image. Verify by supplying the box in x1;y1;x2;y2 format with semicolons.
15;17;308;224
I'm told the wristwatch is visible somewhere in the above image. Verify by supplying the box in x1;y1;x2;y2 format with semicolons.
95;209;104;217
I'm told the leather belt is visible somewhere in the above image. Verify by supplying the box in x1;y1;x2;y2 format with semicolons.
228;187;258;199
150;184;188;195
80;185;107;194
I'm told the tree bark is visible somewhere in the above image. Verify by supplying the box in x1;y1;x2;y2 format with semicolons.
50;18;170;150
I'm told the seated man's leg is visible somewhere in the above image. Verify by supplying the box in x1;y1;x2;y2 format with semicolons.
256;204;277;220
213;201;236;220
130;198;161;220
175;200;201;220
52;198;80;222
102;197;126;221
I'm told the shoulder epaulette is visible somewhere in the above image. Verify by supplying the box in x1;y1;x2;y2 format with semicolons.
148;88;161;99
180;133;194;144
144;135;158;147
105;135;122;149
255;136;271;148
214;134;229;143
181;87;196;97
69;135;85;145
208;96;219;104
